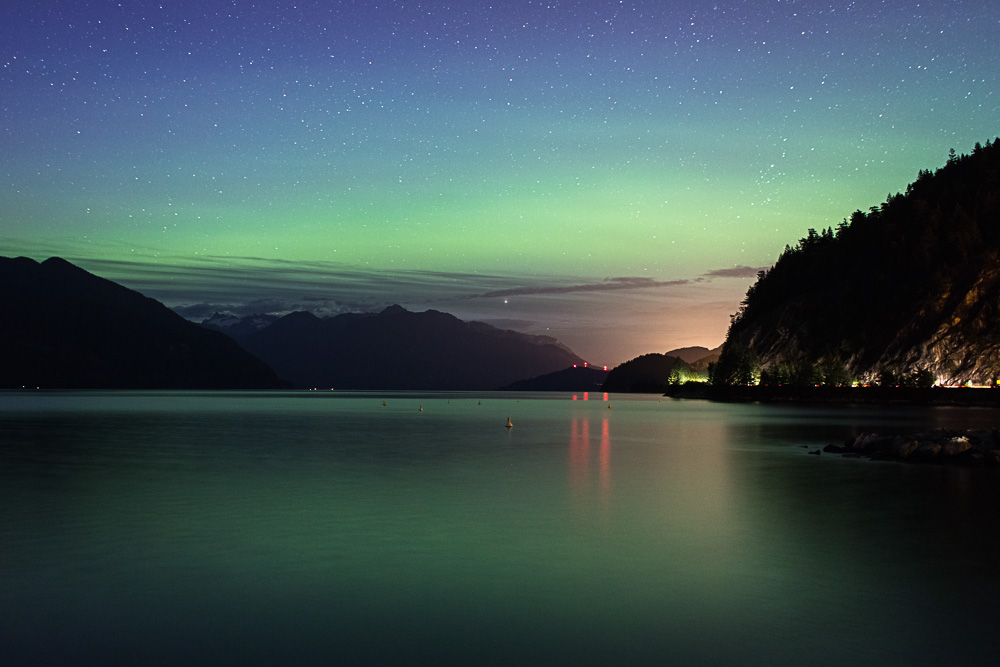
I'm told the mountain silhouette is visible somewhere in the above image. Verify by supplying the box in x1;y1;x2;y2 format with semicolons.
0;256;284;389
601;353;688;393
235;305;585;390
664;346;721;365
500;365;608;391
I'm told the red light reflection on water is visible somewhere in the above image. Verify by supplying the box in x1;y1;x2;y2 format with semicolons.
569;417;590;492
599;418;610;495
569;415;611;504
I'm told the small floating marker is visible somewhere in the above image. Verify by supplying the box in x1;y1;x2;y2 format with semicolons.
419;405;424;412
478;400;482;405
505;417;514;428
382;400;387;407
608;403;612;409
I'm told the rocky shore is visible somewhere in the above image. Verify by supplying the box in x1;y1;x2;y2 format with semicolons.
663;383;1000;406
818;429;1000;466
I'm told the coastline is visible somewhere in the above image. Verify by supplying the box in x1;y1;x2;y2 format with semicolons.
662;383;1000;407
661;383;1000;466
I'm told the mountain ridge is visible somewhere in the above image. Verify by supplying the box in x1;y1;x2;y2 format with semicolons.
0;256;285;389
232;305;586;390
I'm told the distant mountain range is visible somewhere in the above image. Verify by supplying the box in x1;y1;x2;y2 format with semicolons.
0;256;284;389
1;255;721;392
202;312;279;338
210;305;585;390
715;137;1000;386
0;255;587;391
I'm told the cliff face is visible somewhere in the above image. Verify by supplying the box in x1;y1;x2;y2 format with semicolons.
721;139;1000;385
880;255;1000;383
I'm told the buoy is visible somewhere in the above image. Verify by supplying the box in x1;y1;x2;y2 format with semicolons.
382;400;387;407
419;405;424;412
505;417;514;428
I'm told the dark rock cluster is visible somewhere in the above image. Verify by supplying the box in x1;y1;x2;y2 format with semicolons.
820;429;1000;466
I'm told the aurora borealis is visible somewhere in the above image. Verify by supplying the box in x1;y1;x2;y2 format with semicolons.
3;1;998;364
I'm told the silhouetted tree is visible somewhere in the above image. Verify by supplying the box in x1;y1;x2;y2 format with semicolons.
711;343;759;386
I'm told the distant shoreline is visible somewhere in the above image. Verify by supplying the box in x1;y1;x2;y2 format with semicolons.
663;383;1000;407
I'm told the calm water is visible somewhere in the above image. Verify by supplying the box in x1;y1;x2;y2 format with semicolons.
2;391;1000;666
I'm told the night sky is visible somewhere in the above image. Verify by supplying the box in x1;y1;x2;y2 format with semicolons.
3;1;998;364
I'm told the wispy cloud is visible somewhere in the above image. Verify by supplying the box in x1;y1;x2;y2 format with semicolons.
702;265;769;279
61;254;763;308
62;254;762;317
466;276;692;299
463;266;766;300
67;254;527;318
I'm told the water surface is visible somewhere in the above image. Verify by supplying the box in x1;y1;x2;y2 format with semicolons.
2;391;999;665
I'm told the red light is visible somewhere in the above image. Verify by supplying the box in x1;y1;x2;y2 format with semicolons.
583;392;589;401
573;364;577;368
603;366;608;371
584;362;588;367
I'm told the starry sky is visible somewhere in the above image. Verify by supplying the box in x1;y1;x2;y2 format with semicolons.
2;1;998;365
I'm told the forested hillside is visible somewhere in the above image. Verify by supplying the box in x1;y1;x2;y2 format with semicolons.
714;138;1000;386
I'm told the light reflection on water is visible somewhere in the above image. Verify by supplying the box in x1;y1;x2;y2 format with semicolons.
568;416;613;505
2;391;1000;665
